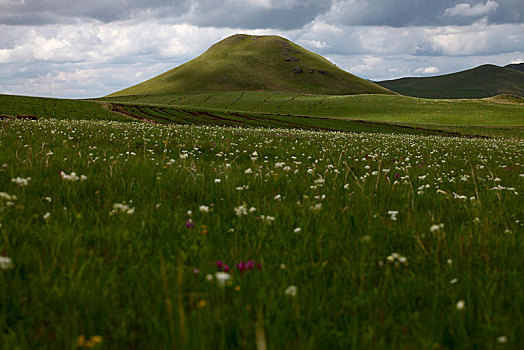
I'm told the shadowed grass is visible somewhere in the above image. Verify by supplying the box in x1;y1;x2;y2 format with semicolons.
0;119;522;349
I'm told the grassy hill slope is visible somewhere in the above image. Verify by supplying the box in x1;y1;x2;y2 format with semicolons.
505;63;524;72
108;34;394;97
378;64;524;99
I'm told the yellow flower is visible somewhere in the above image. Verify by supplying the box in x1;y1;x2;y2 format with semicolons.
199;225;208;236
198;299;206;308
77;335;86;347
77;335;103;348
91;335;103;344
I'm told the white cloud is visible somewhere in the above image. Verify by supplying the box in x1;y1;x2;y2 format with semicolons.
341;55;386;77
299;39;328;49
510;59;523;64
1;9;524;98
298;20;524;57
421;20;523;56
0;22;237;65
415;66;439;74
444;1;499;18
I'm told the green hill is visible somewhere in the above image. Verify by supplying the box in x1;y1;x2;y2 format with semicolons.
505;63;524;73
108;34;394;97
378;64;524;99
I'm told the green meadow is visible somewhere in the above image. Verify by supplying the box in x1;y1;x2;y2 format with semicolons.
102;91;524;127
0;117;523;349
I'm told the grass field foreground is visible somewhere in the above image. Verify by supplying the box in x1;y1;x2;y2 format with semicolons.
0;118;523;349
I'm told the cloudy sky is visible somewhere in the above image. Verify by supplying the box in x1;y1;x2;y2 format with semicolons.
0;0;522;98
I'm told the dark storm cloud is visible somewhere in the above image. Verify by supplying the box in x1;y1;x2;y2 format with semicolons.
183;0;333;30
0;0;331;29
1;0;522;28
0;0;192;25
323;0;523;27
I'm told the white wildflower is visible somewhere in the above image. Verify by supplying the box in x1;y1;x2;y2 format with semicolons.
110;202;136;215
234;204;248;217
456;300;465;311
199;205;209;213
388;211;399;221
215;272;231;287
386;252;408;266
11;177;31;186
260;215;275;224
496;336;507;344
0;256;14;270
284;285;297;297
60;171;86;181
0;192;16;201
430;224;444;233
309;203;322;211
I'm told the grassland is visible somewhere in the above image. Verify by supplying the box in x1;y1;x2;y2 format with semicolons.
102;91;524;128
0;118;522;349
1;92;522;139
0;94;130;122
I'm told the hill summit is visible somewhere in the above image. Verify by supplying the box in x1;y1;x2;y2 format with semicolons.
108;34;394;97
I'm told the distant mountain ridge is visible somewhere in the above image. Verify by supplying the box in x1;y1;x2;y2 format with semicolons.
108;34;394;97
505;63;524;72
378;64;524;99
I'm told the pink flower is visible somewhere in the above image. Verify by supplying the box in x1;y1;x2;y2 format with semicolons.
186;219;194;229
216;260;230;272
